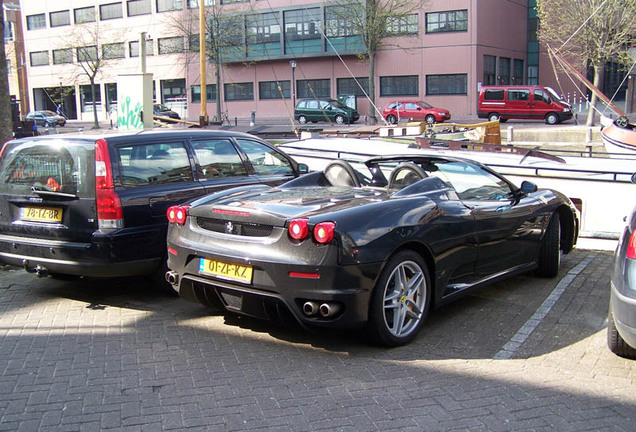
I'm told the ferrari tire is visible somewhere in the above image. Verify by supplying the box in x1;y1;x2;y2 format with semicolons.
607;305;636;359
366;250;430;347
536;213;561;278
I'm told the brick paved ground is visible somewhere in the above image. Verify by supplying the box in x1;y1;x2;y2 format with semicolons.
0;249;634;431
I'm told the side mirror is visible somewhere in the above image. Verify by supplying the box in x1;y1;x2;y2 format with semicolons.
520;180;538;194
297;163;309;174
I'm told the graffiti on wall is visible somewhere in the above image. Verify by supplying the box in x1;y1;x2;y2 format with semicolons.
117;96;143;130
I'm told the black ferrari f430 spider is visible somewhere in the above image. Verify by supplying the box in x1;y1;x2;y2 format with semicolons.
166;154;579;346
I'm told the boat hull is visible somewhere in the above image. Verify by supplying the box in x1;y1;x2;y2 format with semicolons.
601;122;636;157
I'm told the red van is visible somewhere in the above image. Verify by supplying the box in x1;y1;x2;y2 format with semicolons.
478;86;573;125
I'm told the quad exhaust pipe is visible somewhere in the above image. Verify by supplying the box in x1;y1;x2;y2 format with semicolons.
165;271;179;286
303;301;341;318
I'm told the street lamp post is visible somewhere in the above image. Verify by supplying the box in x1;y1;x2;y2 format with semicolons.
289;60;296;108
58;77;63;115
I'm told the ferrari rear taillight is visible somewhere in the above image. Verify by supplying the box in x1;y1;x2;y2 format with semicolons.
167;205;189;225
288;219;336;244
627;230;636;260
288;218;309;240
314;222;335;244
95;139;123;231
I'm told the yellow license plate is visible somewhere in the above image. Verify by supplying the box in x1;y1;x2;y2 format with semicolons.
199;258;253;284
19;206;63;223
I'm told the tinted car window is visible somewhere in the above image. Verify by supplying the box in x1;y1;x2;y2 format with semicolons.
0;141;94;197
192;139;247;179
508;90;529;101
118;142;193;186
236;140;293;176
484;89;505;101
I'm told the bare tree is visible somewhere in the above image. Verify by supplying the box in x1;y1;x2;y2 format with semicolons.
66;23;118;129
326;0;424;124
171;5;245;123
0;0;13;143
537;0;636;125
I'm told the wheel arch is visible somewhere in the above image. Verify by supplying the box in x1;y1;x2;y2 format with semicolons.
555;205;577;253
381;240;437;305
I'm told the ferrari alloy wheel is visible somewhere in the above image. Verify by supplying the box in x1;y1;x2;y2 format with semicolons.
367;251;430;347
536;212;561;278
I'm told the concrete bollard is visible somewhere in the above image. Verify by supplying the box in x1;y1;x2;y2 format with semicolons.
585;127;592;144
507;126;514;143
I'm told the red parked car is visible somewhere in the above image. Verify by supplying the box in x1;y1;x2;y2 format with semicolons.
382;101;451;125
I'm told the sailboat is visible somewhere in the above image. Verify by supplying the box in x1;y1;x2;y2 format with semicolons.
548;46;636;157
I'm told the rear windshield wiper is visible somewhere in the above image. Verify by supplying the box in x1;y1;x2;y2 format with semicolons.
31;186;78;200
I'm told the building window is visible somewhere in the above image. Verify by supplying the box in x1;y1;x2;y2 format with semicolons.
130;40;154;57
483;55;496;85
53;48;73;65
100;3;123;20
29;51;49;67
4;21;14;42
103;42;126;59
512;59;524;84
324;6;357;37
498;57;510;85
74;7;96;24
26;14;47;30
337;77;369;97
284;8;322;55
284;8;321;41
161;79;186;102
80;84;102;113
426;74;467;95
527;66;538;86
49;10;71;28
127;0;151;17
297;79;330;98
380;75;418;97
386;14;418;35
191;84;217;103
224;82;254;101
187;0;214;7
158;37;184;54
259;81;290;100
426;10;468;33
105;83;118;111
221;0;247;3
77;46;98;62
157;0;183;12
246;12;281;44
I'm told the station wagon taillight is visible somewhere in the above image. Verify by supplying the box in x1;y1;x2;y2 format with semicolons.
95;139;123;231
167;205;189;225
627;230;636;260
